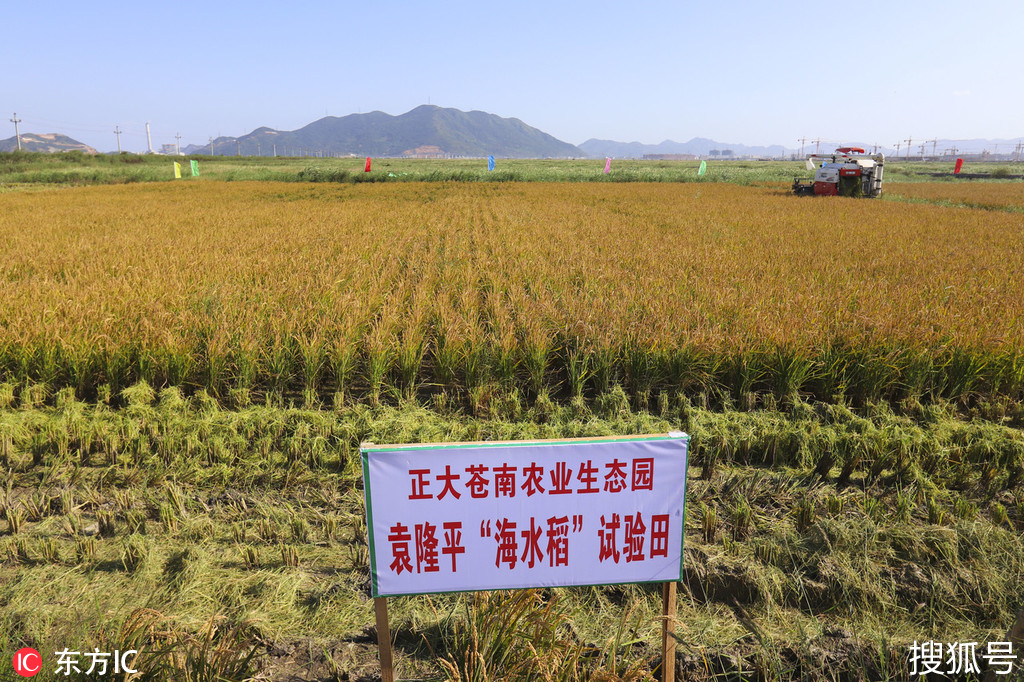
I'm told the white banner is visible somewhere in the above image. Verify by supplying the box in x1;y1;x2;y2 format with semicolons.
362;433;689;597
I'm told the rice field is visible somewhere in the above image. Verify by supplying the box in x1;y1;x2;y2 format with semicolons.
1;180;1023;409
3;174;1024;680
885;181;1024;211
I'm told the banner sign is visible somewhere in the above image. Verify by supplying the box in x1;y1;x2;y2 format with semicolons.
362;433;689;598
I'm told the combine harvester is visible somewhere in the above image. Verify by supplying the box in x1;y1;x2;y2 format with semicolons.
793;147;884;197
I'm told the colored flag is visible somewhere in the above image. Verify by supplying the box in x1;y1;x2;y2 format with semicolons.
365;157;372;172
488;155;495;171
698;160;707;176
190;160;199;177
604;157;611;174
954;158;963;174
173;162;181;179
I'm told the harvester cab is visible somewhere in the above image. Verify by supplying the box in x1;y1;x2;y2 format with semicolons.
793;147;884;198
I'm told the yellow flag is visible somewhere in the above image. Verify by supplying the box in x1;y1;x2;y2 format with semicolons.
173;162;182;179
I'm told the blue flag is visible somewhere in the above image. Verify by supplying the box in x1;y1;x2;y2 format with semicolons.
488;155;495;171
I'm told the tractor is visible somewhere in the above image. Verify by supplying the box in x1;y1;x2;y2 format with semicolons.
793;147;884;198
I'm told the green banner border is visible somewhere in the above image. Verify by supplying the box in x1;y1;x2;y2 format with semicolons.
360;432;689;599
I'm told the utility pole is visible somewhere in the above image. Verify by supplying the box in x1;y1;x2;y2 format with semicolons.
236;140;241;156
174;133;181;156
1014;141;1023;163
209;137;214;156
798;137;807;157
113;126;122;154
273;144;277;157
256;142;261;157
145;122;154;154
904;137;912;160
813;138;821;155
10;113;22;151
895;141;902;156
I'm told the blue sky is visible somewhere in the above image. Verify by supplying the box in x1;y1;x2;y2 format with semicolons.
3;0;1021;153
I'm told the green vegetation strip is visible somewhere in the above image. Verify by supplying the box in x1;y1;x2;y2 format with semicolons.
2;385;1022;680
4;150;1022;188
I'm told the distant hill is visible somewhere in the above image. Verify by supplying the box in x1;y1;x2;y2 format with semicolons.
183;105;583;158
0;133;97;154
580;137;788;159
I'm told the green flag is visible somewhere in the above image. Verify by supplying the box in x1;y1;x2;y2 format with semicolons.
698;160;707;176
190;160;199;177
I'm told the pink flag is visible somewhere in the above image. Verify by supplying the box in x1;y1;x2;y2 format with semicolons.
604;157;611;174
365;157;372;172
953;158;963;174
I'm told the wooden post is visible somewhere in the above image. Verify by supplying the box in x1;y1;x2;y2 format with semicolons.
374;597;394;682
661;581;677;682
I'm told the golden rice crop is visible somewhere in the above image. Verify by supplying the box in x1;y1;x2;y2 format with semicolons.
1;181;1022;405
887;181;1024;209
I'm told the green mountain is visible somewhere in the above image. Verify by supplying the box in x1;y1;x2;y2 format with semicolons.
0;133;97;154
185;105;583;158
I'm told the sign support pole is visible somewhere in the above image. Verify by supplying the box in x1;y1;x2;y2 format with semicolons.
661;581;677;682
374;597;395;682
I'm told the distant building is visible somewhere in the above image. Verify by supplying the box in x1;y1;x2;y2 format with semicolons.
642;153;698;161
160;143;179;156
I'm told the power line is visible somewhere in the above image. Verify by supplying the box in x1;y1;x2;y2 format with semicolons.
10;113;22;150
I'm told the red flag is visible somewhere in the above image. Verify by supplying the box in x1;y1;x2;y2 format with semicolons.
365;157;372;172
954;158;963;174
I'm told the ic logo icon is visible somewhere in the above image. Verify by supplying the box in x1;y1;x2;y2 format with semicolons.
13;648;41;677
